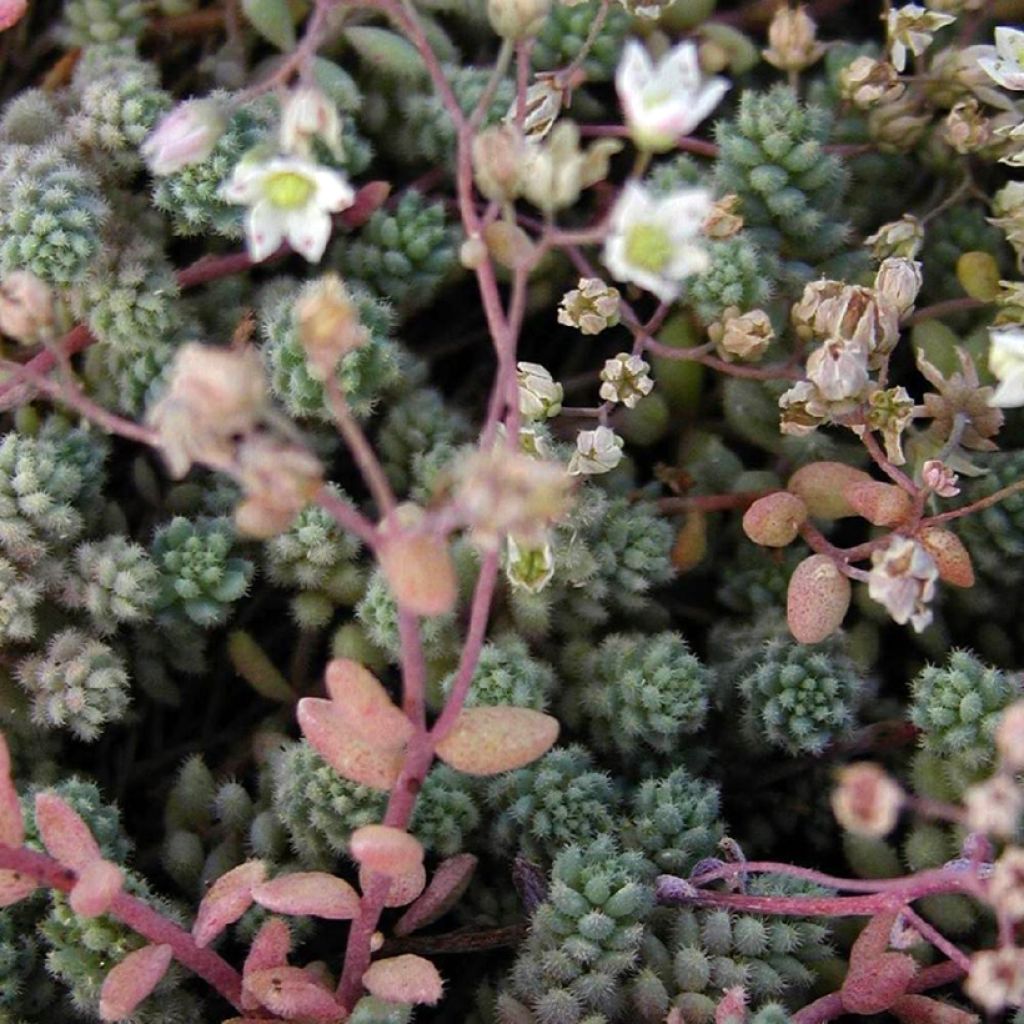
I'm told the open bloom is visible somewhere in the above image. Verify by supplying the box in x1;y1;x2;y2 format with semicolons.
886;5;956;73
568;426;624;476
989;325;1024;407
980;26;1024;90
615;39;729;153
220;154;355;263
867;536;938;633
603;182;711;303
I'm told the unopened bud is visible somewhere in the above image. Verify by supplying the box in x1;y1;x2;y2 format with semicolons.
864;215;924;260
868;95;931;153
487;0;551;40
472;125;526;203
702;193;744;239
142;98;227;176
874;257;922;319
280;85;344;160
517;362;563;420
295;274;369;381
742;491;807;548
557;278;621;335
944;98;992;154
0;271;55;345
786;554;851;644
921;459;960;497
709;307;774;362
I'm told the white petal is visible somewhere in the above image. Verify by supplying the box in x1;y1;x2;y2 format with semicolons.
311;167;356;213
661;188;713;236
995;26;1024;64
610;181;654;232
221;163;267;204
980;55;1024;90
285;207;332;263
246;200;286;263
658;42;703;96
616;40;653;99
682;78;731;134
990;371;1024;408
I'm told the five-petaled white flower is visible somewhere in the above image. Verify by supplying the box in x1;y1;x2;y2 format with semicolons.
220;154;355;263
603;182;712;304
568;425;624;476
980;26;1024;90
886;4;956;73
615;39;729;153
989;325;1024;407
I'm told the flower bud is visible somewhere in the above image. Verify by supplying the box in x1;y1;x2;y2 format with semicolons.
472;125;527;203
762;5;825;73
599;353;654;408
786;554;851;644
864;215;924;261
557;278;620;335
709;307;774;362
702;193;744;239
567;425;624;476
295;274;369;380
0;272;55;345
844;480;913;527
142;98;227;176
742;491;808;548
487;0;551;40
280;85;344;160
917;526;974;588
517;362;563;420
874;258;922;319
868;95;931;153
838;56;905;109
921;459;959;497
831;763;903;837
786;462;873;519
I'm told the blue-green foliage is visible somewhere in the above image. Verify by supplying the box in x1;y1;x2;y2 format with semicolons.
531;0;630;81
0;557;42;644
688;235;773;324
60;0;146;45
957;452;1024;591
66;535;160;634
444;634;557;711
151;516;254;628
739;638;862;755
487;746;620;863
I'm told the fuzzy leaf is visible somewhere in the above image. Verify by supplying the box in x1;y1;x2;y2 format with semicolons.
253;872;361;919
229;631;296;703
325;659;412;751
34;791;101;870
434;706;559;775
395;854;478;936
786;554;851;644
70;859;123;918
244;966;344;1020
242;917;292;1011
343;26;427;80
362;954;443;1006
349;825;423;876
0;869;37;906
193;860;266;947
0;733;23;847
361;862;427;908
240;0;295;50
99;944;173;1022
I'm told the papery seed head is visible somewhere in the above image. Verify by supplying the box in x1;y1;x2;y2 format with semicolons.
742;491;808;547
787;554;852;644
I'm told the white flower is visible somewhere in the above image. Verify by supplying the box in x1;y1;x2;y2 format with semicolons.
599;353;654;408
220;154;355;263
867;536;939;633
615;39;729;153
517;362;563;420
988;325;1024;407
568;425;624;476
980;26;1024;90
603;182;711;303
887;5;956;73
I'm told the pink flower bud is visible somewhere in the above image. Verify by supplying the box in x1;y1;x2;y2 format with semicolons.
361;862;427;908
716;986;747;1024
741;491;807;547
0;0;26;31
843;480;913;527
377;531;458;618
243;917;291;1011
99;944;173;1022
395;854;478;937
297;697;404;791
349;825;423;877
831;762;903;837
917;526;975;588
142;99;227;176
0;733;23;848
324;659;413;751
70;859;123;917
192;860;266;947
244;966;344;1020
34;791;101;870
435;706;559;776
0;869;37;906
252;872;361;919
787;462;873;519
362;954;444;1006
786;554;851;644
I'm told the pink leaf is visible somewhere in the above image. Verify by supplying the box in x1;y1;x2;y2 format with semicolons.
99;944;173;1022
395;854;478;936
891;994;980;1024
842;952;918;1015
362;954;444;1006
0;0;26;32
253;873;361;920
192;860;266;947
70;859;123;918
242;917;292;1011
0;868;37;906
0;733;23;847
244;966;344;1020
361;862;427;908
298;698;404;791
34;791;101;870
324;659;413;751
434;706;559;775
349;825;423;877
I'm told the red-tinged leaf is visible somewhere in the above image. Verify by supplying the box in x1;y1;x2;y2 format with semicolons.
99;944;173;1021
842;952;918;1015
70;859;123;918
349;825;423;876
395;854;477;936
716;985;747;1024
253;873;360;920
434;707;558;775
297;698;404;791
891;994;979;1024
324;659;413;752
361;862;426;908
192;860;266;947
242;917;292;1011
0;733;22;847
850;910;901;966
244;966;343;1020
786;554;851;645
362;954;444;1006
0;869;37;906
34;791;101;870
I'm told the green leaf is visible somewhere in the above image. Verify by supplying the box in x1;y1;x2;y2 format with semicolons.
241;0;296;51
228;631;296;703
343;26;428;81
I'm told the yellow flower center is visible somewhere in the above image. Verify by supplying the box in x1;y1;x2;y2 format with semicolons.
624;222;672;273
263;171;315;209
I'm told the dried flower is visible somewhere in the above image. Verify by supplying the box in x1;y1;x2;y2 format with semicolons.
603;181;712;303
964;774;1023;838
779;380;828;436
142;98;227;176
868;94;932;152
989;324;1024;407
866;385;915;464
472;125;527;203
886;5;956;73
506;79;564;141
998;702;1024;772
874;258;923;319
567;425;624;476
703;193;744;239
867;536;939;632
839;56;906;109
557;278;621;335
865;215;924;260
831;762;904;837
965;947;1024;1013
918;348;1003;455
517;362;564;420
599;353;654;408
989;848;1024;920
505;533;555;594
294;273;369;380
980;26;1024;91
220;154;355;263
233;433;323;539
945;97;993;153
792;280;900;363
710;307;774;362
280;86;344;160
806;338;871;402
0;271;56;345
763;5;826;73
921;459;960;496
615;39;729;153
520;121;621;214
